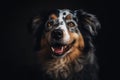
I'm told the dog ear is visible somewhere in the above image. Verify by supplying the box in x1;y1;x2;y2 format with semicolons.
28;16;41;35
74;10;101;36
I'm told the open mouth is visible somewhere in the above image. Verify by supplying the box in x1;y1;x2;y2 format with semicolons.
50;40;75;57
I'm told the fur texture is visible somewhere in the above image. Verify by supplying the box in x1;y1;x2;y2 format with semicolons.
28;9;101;80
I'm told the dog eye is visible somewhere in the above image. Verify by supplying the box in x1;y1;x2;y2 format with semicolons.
47;22;53;27
67;22;75;27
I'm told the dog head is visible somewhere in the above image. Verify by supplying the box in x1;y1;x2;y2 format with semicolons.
28;9;101;58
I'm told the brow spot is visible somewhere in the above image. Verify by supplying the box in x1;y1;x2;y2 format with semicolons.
50;14;57;20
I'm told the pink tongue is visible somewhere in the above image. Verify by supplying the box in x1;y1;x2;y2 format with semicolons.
54;47;63;54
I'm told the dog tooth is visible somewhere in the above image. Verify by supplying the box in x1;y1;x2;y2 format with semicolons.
51;47;54;52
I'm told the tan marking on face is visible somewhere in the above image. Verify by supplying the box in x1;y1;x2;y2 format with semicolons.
65;32;84;61
50;14;58;20
65;14;72;20
44;31;51;43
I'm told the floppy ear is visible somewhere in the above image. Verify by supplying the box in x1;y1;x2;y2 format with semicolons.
28;16;41;35
74;10;101;36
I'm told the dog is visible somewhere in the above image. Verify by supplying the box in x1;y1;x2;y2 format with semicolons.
28;9;101;80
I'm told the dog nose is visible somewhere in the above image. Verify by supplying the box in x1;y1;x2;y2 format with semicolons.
51;29;63;40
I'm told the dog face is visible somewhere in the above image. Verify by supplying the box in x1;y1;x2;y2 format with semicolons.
44;9;83;57
29;9;100;58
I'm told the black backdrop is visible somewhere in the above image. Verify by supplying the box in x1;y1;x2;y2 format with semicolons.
1;0;119;80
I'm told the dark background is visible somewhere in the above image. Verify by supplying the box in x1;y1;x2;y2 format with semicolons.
0;0;119;80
